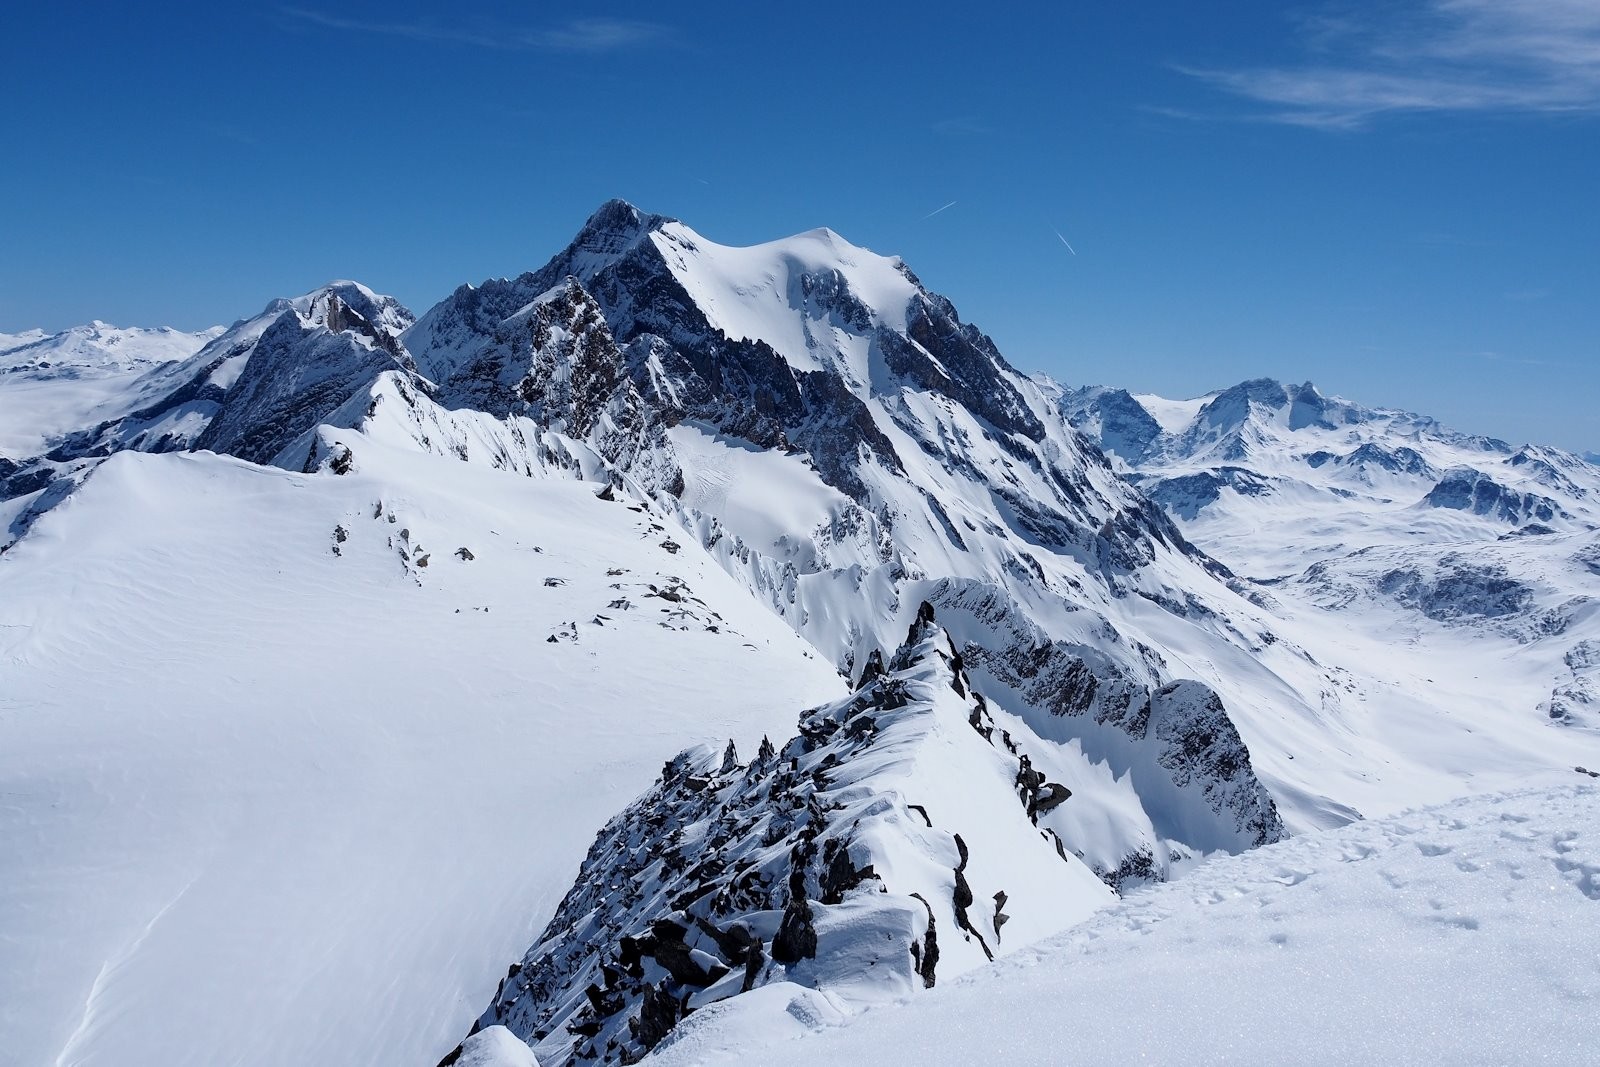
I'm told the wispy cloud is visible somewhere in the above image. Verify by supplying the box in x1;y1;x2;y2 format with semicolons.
277;8;674;53
1471;348;1574;369
1178;1;1600;128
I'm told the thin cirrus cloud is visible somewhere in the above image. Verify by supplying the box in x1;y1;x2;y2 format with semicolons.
1176;0;1600;128
276;8;673;53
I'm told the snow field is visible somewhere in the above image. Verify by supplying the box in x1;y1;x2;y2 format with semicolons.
0;441;843;1067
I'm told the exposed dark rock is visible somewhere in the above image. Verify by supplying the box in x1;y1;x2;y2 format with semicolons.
629;983;681;1052
908;892;939;988
1423;468;1564;525
770;896;818;964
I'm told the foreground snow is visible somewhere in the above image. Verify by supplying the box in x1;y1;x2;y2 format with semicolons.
0;443;842;1067
650;780;1600;1065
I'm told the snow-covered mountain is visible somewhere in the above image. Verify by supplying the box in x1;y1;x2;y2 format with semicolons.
0;320;223;459
3;203;1597;1066
363;204;1308;873
1;281;413;549
1055;379;1600;733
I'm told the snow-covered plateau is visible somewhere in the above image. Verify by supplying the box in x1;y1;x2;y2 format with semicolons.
2;202;1596;1066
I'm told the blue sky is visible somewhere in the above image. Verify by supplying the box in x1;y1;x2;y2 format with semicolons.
2;2;1596;450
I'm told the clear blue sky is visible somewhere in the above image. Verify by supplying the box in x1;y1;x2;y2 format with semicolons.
3;3;1596;450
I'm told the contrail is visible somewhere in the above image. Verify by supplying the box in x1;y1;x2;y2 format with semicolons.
921;200;957;220
1053;228;1077;255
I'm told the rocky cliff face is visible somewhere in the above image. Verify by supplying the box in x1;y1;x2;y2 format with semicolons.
421;277;682;492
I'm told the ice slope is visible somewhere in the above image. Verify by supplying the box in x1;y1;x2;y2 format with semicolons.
642;221;919;387
647;779;1600;1066
0;439;843;1067
0;321;222;457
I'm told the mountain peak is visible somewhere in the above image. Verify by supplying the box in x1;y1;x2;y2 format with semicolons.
573;198;675;256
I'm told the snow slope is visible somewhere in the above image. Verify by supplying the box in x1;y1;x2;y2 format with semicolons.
648;779;1600;1066
0;438;842;1067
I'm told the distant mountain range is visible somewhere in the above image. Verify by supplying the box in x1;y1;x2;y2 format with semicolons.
2;202;1596;1067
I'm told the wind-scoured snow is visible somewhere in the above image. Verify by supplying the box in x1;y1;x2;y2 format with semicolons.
0;438;842;1067
648;780;1600;1066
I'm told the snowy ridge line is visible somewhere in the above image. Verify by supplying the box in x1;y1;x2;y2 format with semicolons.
0;430;847;1067
646;779;1600;1065
449;603;1114;1066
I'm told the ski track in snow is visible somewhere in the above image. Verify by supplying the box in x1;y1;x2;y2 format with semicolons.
53;875;198;1067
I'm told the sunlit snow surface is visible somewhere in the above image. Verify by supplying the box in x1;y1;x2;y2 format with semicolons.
650;781;1600;1065
0;443;843;1067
